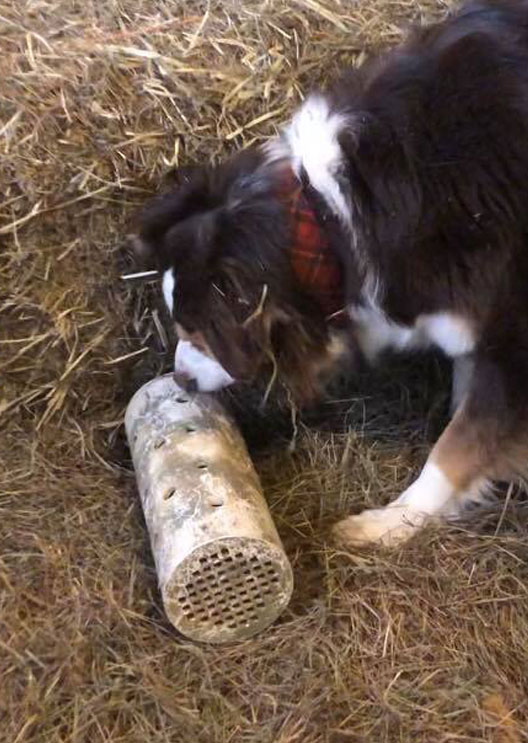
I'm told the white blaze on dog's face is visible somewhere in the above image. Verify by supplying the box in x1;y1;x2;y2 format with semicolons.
163;269;235;392
162;268;176;314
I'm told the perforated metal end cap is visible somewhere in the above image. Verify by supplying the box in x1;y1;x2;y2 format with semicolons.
164;537;293;643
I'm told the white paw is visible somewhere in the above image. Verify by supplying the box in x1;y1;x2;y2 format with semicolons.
332;506;425;548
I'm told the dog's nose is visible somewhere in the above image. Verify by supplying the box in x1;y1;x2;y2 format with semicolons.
173;371;198;393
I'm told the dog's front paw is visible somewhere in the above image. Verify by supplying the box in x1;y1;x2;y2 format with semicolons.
332;506;423;548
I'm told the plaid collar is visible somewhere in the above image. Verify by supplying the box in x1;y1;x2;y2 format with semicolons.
276;167;347;326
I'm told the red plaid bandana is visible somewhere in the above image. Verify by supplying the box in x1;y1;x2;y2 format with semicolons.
277;167;346;324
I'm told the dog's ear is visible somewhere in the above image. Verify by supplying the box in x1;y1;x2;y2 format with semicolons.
162;162;202;189
269;310;330;401
130;167;209;269
127;233;153;265
205;257;337;394
166;209;219;274
191;254;276;380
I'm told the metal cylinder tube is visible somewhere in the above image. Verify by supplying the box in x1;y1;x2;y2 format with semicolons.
125;374;293;643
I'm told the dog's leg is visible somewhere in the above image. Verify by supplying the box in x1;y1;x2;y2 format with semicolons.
451;354;474;415
332;412;482;547
332;345;527;548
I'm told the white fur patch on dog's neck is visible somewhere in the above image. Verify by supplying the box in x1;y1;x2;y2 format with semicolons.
350;301;476;362
267;96;352;227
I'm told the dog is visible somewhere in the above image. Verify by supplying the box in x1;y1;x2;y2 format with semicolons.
132;0;528;548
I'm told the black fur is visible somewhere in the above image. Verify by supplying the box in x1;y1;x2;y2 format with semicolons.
134;0;528;463
335;0;528;327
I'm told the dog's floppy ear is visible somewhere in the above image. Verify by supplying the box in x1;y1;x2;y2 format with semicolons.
204;254;336;392
129;164;209;269
162;162;202;189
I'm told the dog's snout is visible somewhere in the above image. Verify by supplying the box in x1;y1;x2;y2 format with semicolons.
173;371;198;393
174;339;235;392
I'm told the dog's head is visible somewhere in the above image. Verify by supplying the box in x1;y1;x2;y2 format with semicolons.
132;147;351;404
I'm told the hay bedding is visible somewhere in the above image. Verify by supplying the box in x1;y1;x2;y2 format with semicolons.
1;0;528;740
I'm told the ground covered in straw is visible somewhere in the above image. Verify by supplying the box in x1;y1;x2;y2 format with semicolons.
2;1;528;741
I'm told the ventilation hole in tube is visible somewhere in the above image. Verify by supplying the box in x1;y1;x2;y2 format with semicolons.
208;496;224;508
153;438;165;449
185;424;197;433
176;396;188;403
163;488;176;501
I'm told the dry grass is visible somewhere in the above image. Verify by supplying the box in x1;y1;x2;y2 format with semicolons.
2;0;528;740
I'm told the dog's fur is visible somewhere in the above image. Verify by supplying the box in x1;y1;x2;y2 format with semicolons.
134;0;528;547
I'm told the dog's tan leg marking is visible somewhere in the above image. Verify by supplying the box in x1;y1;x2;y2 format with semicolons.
332;407;487;548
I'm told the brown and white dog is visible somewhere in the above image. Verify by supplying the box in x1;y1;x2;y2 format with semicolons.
133;0;528;548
